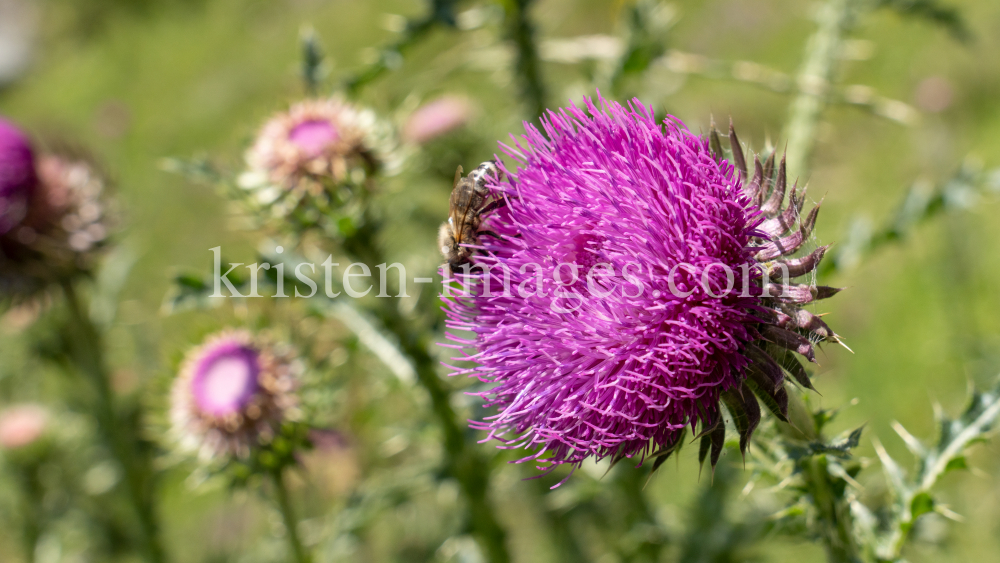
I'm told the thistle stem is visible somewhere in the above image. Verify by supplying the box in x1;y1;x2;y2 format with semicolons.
341;229;510;563
808;455;862;563
502;0;547;120
270;467;311;563
782;0;859;180
61;281;165;563
343;0;458;94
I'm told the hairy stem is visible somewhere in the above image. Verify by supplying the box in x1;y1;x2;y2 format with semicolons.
271;467;311;563
783;0;859;180
61;281;165;563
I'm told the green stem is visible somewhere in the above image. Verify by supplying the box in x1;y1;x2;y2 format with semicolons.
343;231;510;563
61;281;165;563
271;468;311;563
343;0;457;94
502;0;547;120
782;0;859;180
17;462;44;563
808;455;862;563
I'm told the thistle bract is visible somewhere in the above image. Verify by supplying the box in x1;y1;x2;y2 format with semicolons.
171;330;301;460
444;96;841;473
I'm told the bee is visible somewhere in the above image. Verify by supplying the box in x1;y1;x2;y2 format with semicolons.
438;161;506;274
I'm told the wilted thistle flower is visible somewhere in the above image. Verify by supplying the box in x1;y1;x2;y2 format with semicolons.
444;96;842;474
240;98;389;221
0;118;110;297
403;96;474;144
171;330;301;460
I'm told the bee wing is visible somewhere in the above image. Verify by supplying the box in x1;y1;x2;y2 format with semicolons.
449;184;474;244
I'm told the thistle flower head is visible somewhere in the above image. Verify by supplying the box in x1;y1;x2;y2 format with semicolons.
444;96;841;474
0;404;48;450
403;96;474;144
171;330;301;460
0;128;111;298
0;117;36;235
242;98;383;194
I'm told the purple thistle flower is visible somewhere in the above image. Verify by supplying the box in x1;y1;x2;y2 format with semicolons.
171;330;301;460
1;136;111;298
443;96;842;474
0;117;36;235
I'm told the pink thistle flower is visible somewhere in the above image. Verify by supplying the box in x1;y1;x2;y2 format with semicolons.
443;96;841;475
0;404;49;449
0;120;111;298
243;99;380;196
171;330;301;460
403;96;474;144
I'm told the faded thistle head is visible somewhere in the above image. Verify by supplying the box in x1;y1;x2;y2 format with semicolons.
0;117;111;298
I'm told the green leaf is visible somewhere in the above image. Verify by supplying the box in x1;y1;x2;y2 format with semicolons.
943;456;968;474
910;492;935;520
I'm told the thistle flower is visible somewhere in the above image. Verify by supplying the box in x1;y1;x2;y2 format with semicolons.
240;98;390;217
0;120;110;297
0;404;48;450
403;96;474;144
444;96;842;474
171;330;301;460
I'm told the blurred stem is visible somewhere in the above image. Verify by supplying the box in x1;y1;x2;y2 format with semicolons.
501;0;547;120
343;0;457;94
61;281;165;563
783;0;859;180
342;228;511;563
615;467;663;562
271;467;311;563
16;462;44;563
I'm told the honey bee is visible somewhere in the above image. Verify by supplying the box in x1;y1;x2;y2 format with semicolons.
438;161;506;274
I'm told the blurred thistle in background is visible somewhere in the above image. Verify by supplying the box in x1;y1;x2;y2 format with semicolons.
237;97;394;233
0;118;110;297
170;329;302;461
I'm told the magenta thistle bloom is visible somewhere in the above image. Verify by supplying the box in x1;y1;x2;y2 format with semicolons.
0;117;36;235
443;96;841;473
171;330;301;460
